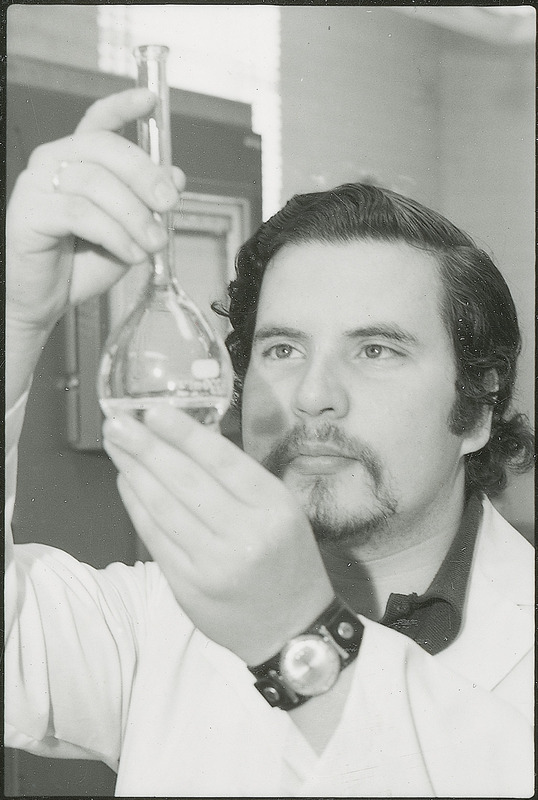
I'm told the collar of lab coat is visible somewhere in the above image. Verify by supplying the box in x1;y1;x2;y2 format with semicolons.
434;495;534;691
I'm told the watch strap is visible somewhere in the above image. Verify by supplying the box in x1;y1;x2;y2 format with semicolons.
248;596;364;710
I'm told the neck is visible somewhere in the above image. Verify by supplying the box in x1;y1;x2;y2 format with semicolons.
320;487;466;621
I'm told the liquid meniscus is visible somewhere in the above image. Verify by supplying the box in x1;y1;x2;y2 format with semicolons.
100;395;228;426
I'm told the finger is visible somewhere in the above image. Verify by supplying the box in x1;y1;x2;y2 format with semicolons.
116;474;196;576
103;415;250;531
69;245;140;305
107;441;213;553
105;406;281;508
31;132;183;216
38;191;149;265
145;404;281;502
75;88;156;134
51;160;169;254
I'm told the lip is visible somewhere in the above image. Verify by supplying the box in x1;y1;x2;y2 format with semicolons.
288;453;355;475
296;442;353;458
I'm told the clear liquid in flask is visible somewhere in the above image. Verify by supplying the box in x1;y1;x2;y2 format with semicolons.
99;395;228;426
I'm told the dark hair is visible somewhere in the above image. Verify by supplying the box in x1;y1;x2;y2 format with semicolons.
215;182;534;497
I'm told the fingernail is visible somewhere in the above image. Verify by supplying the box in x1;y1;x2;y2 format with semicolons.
154;180;178;205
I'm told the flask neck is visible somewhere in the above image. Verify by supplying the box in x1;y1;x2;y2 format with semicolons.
134;45;175;288
134;45;172;171
151;235;176;288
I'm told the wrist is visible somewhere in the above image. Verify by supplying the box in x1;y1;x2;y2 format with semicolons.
239;578;335;666
248;596;363;710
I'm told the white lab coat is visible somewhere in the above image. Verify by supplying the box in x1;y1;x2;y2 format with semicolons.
5;391;534;797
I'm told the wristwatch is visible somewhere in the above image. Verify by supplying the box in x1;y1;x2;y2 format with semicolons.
248;596;364;710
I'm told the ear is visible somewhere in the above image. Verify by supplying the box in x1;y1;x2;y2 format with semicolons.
460;369;499;457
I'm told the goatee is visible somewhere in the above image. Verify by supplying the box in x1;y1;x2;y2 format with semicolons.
262;422;397;545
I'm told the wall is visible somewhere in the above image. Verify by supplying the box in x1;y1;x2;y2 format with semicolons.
438;33;535;533
280;6;534;536
7;4;99;69
280;7;443;205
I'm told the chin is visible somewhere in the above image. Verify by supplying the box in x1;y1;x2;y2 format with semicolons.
308;506;396;545
292;475;398;545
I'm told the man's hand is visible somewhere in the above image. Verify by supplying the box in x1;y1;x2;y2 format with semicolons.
7;88;184;334
6;88;185;407
102;405;335;665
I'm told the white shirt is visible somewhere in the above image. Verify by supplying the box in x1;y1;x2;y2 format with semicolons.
5;391;534;797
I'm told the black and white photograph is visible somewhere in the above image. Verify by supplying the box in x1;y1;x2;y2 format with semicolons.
4;4;535;797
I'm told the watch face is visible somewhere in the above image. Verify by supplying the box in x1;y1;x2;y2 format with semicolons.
280;635;341;696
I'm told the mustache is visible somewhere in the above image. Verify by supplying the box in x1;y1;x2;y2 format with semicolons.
261;422;383;485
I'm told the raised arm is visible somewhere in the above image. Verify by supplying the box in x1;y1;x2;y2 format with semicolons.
4;90;185;762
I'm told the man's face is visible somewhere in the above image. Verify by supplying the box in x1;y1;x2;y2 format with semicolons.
241;239;489;548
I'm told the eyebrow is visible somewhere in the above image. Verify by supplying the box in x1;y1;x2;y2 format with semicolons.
252;326;308;345
344;324;419;346
252;324;419;347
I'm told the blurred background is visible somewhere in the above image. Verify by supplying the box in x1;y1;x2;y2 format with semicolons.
6;4;535;796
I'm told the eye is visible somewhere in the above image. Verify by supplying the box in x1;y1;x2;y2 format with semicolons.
263;343;302;360
360;344;396;359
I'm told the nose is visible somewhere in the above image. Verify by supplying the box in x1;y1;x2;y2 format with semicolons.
293;355;350;419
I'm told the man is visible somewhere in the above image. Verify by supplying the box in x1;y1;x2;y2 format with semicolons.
5;89;534;797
